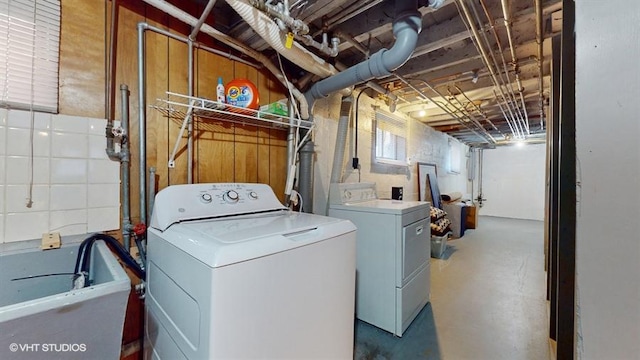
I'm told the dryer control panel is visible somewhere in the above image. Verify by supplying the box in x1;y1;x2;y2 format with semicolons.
150;183;287;231
329;182;378;205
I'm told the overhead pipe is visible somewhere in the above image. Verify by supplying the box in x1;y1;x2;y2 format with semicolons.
399;75;495;144
141;0;310;119
534;0;545;130
477;0;529;134
297;32;341;57
305;0;422;109
453;85;504;136
456;0;522;140
190;0;218;40
492;88;519;138
499;0;530;134
334;30;370;58
225;0;338;78
468;0;528;133
447;89;497;143
249;0;309;35
320;0;386;33
297;0;426;213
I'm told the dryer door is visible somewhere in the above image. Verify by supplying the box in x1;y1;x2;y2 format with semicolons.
402;218;430;283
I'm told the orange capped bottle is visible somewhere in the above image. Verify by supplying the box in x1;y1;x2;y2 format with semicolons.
225;79;259;112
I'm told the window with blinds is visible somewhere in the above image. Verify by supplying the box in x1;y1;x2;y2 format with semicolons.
374;110;407;166
0;0;60;113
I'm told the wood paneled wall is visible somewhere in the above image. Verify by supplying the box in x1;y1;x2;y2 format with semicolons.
58;1;288;356
60;0;289;224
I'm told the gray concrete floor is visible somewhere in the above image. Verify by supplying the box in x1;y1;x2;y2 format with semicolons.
354;216;549;360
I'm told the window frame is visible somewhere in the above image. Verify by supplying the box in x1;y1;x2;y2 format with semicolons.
372;109;409;168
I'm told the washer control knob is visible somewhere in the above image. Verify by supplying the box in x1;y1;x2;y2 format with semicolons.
200;193;212;203
248;191;258;199
224;190;239;203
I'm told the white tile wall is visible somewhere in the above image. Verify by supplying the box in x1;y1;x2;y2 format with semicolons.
0;126;5;155
88;184;120;208
88;207;119;232
6;127;51;157
0;111;121;244
50;184;88;211
7;110;51;130
50;209;87;236
5;185;50;212
5;212;49;243
51;132;88;158
52;114;89;133
50;158;87;184
5;156;50;184
88;159;120;184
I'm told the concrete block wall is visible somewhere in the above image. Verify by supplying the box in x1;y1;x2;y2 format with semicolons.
311;93;469;215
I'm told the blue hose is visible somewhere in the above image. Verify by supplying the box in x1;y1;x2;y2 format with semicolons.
74;234;146;287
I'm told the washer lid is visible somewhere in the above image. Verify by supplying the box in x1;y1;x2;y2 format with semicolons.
330;199;429;215
152;211;356;267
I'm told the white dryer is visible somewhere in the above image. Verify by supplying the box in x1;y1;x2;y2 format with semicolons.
145;183;356;360
328;182;431;337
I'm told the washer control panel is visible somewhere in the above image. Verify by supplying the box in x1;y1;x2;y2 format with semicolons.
329;182;378;205
151;183;286;231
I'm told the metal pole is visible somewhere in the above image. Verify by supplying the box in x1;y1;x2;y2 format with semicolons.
137;23;147;225
120;84;132;251
187;39;194;184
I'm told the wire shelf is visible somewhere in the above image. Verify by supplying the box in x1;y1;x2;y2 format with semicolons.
150;92;312;130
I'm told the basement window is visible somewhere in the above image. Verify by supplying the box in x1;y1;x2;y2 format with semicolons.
0;0;61;113
374;110;407;167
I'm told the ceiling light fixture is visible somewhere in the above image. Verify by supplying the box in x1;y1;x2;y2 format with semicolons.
471;71;479;84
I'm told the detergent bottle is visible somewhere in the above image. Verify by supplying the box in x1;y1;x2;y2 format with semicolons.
226;78;259;112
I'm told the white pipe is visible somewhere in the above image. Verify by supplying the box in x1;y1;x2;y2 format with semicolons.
141;0;310;119
187;39;194;184
137;23;147;225
499;0;530;135
457;0;520;139
190;0;217;40
226;0;338;78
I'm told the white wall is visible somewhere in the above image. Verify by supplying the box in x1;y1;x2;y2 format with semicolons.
478;143;546;221
0;109;120;245
311;93;469;215
575;1;640;358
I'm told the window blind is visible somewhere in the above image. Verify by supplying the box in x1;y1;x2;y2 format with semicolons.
0;0;60;112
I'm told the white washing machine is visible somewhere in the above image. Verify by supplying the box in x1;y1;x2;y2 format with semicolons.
145;183;356;360
328;182;431;337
